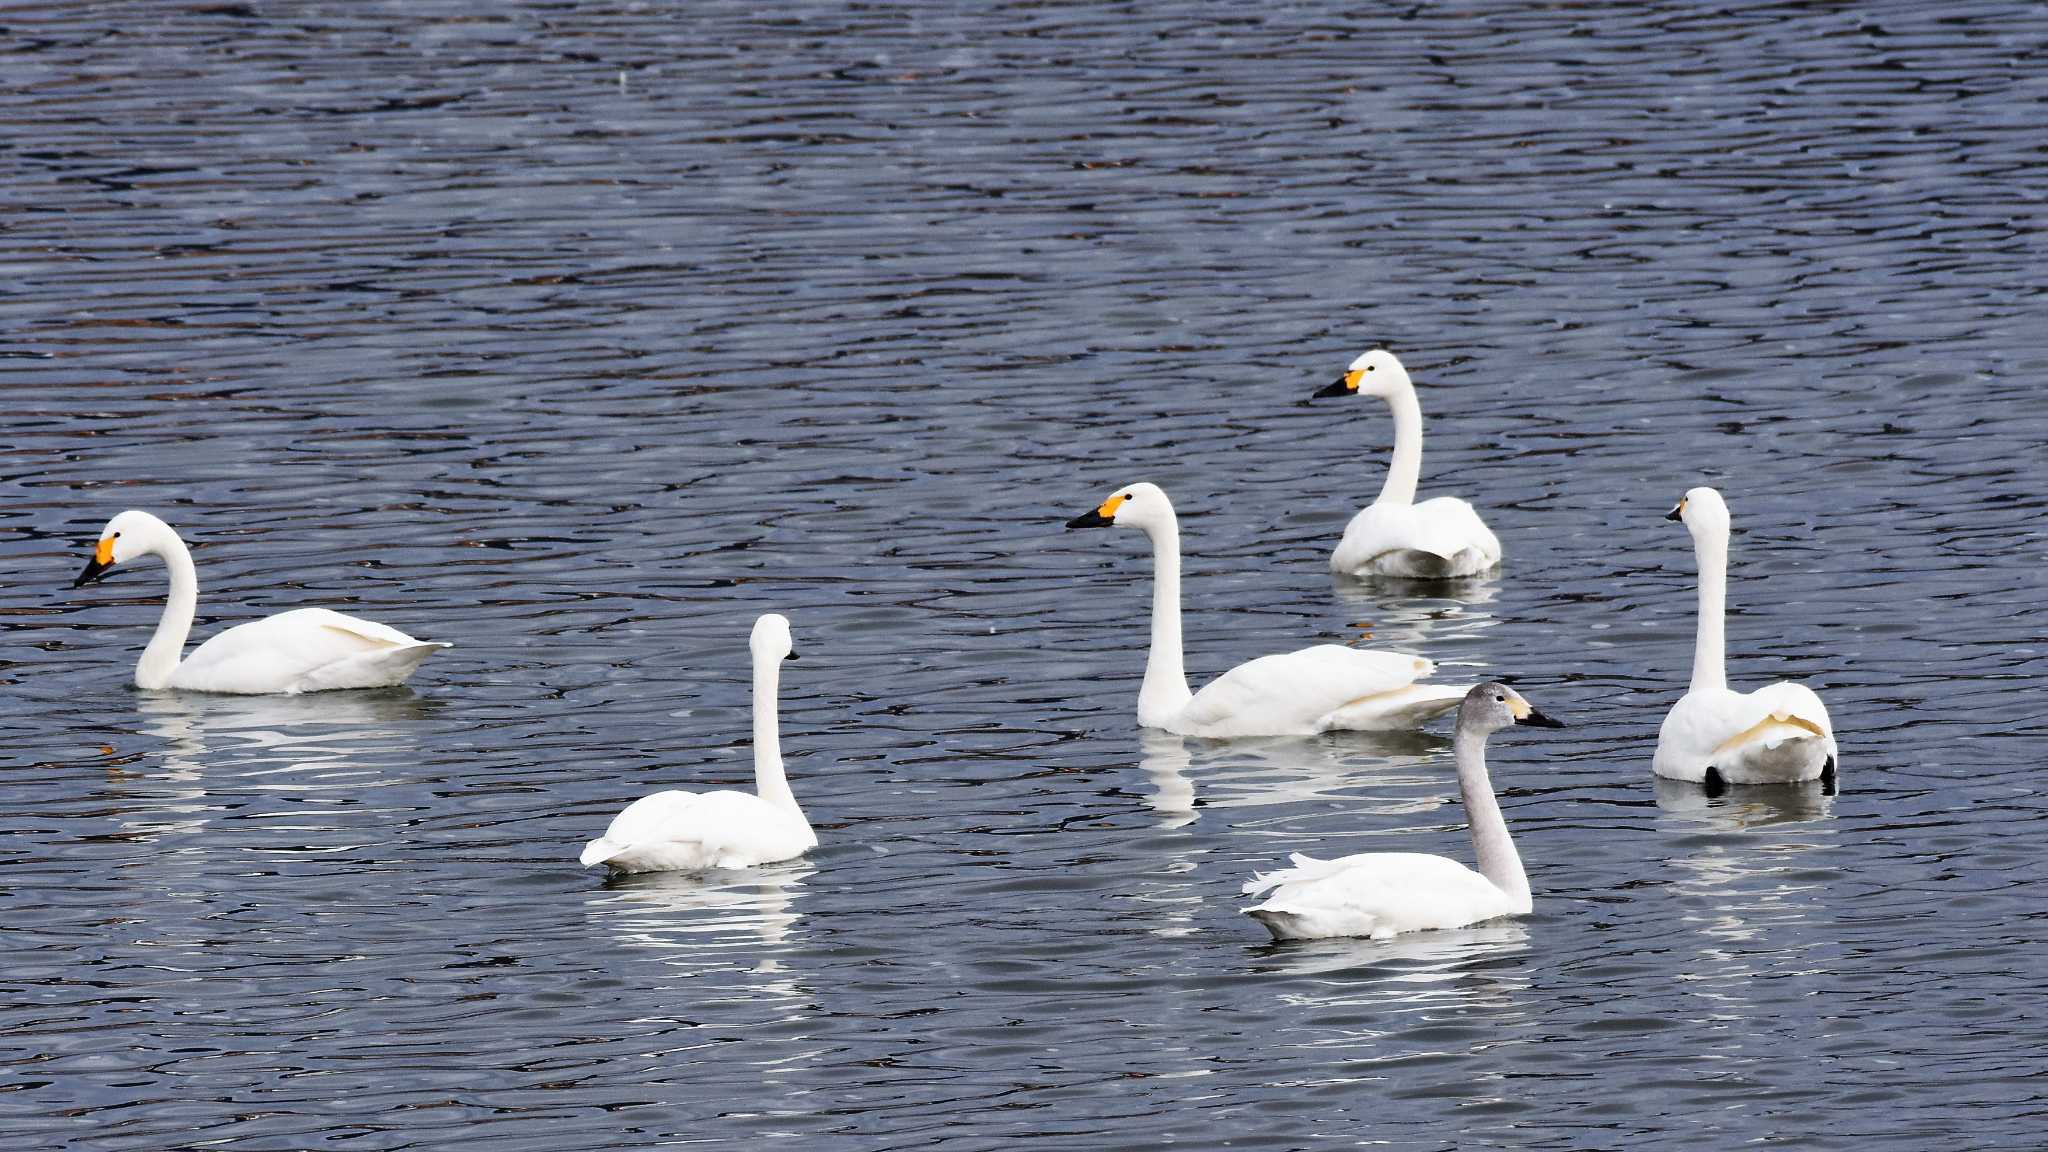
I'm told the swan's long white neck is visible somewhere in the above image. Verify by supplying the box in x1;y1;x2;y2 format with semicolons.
1454;729;1529;913
751;652;805;824
1690;523;1729;694
1377;383;1423;506
1137;515;1194;727
136;529;198;690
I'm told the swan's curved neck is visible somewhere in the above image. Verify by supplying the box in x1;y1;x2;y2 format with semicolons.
1137;517;1194;727
1690;526;1729;693
1377;384;1423;506
1454;730;1529;912
751;654;805;824
137;531;198;690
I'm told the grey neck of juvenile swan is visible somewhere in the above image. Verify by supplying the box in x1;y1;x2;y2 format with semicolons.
1377;384;1423;506
751;651;805;824
1454;725;1530;913
1690;523;1729;694
136;531;199;690
1137;513;1194;728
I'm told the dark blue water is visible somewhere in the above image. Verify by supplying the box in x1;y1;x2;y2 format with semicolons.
4;2;2046;1148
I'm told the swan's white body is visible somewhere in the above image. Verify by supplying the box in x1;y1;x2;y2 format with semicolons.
1067;483;1469;737
580;614;817;875
1653;488;1837;785
1243;684;1558;941
1319;350;1501;579
74;511;448;694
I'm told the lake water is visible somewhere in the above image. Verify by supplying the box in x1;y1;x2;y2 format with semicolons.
4;2;2046;1148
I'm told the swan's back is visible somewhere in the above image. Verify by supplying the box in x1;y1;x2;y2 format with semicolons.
1177;645;1433;737
1242;851;1519;941
1655;682;1835;784
171;608;448;694
580;788;815;875
1333;498;1500;577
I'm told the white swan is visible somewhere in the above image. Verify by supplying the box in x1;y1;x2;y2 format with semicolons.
72;510;449;694
1313;349;1501;579
1065;482;1470;737
1655;487;1838;790
580;614;817;874
1242;682;1563;941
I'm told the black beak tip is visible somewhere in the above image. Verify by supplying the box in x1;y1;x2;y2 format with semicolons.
1664;507;1684;522
1066;510;1113;530
72;558;112;589
1311;379;1352;401
785;650;799;661
1520;709;1566;729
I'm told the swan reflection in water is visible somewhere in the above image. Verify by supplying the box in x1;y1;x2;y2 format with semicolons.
1247;921;1532;1052
1329;572;1499;650
587;861;815;966
1136;728;1454;826
116;688;440;840
1653;775;1837;975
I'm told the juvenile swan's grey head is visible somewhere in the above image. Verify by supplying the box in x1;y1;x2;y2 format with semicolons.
1458;681;1564;737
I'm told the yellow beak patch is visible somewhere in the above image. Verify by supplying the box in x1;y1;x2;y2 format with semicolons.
1097;493;1127;519
94;537;115;565
1506;695;1531;720
1343;369;1364;389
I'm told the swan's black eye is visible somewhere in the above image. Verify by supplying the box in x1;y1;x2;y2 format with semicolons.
112;532;121;539
1494;694;1505;702
1122;493;1132;501
1366;365;1375;372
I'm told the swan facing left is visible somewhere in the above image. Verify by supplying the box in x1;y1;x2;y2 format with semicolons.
580;613;817;875
1654;487;1838;790
1065;482;1471;737
1312;349;1501;579
71;510;450;694
1242;682;1563;941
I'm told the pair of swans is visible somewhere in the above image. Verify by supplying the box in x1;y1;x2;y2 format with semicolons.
63;512;809;876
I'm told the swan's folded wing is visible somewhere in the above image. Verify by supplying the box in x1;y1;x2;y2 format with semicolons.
585;789;814;871
1656;682;1835;781
1179;645;1433;737
1335;499;1499;571
1243;852;1508;937
1411;496;1501;564
171;608;445;693
1748;681;1834;741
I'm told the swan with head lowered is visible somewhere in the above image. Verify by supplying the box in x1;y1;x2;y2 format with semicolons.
1065;483;1471;737
1656;487;1837;791
580;613;816;874
1312;349;1501;579
1242;682;1563;941
71;510;449;694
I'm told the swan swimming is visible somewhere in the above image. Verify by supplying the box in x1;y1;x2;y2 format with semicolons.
71;510;449;694
1312;349;1501;579
1242;682;1563;941
1065;482;1470;737
580;613;817;875
1654;487;1837;791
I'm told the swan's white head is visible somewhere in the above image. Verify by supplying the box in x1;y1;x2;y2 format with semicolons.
1065;481;1174;533
1458;681;1564;737
73;510;176;588
750;613;797;662
1665;486;1730;540
1313;348;1411;401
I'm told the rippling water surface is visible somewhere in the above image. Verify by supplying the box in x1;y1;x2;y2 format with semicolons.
4;2;2047;1148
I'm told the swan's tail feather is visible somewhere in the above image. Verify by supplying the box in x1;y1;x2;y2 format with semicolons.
1241;852;1338;897
579;837;625;868
1244;904;1309;941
